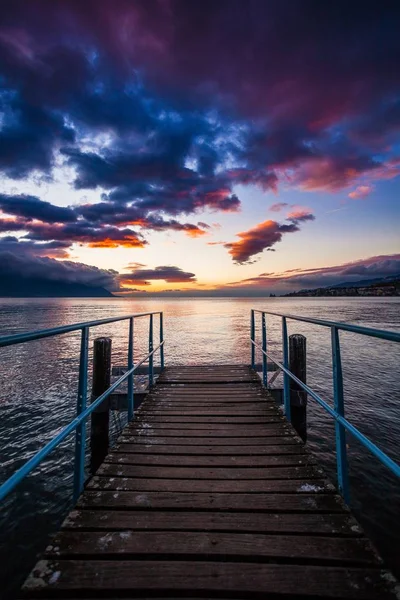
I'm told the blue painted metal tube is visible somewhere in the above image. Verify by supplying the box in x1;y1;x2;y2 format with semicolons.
73;327;89;502
252;310;400;343
0;343;163;503
0;312;163;348
127;318;134;422
282;317;291;422
250;310;255;369
160;312;164;370
331;326;350;503
149;314;154;387
262;313;267;387
253;341;400;480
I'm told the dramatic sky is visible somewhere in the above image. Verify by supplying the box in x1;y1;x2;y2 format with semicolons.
0;0;399;295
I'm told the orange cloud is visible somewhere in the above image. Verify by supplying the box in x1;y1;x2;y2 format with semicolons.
88;237;146;249
287;206;314;220
348;185;373;199
224;219;295;263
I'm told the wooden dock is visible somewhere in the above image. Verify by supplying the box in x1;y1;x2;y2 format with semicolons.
22;365;398;599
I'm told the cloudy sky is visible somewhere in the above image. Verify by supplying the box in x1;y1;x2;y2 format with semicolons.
0;0;399;295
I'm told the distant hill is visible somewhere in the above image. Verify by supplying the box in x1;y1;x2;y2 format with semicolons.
0;275;114;297
330;274;400;289
284;274;400;297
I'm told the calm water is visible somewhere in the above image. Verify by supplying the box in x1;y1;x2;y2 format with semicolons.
0;297;399;596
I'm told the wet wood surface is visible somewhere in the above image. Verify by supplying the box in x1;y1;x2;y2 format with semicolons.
21;365;397;599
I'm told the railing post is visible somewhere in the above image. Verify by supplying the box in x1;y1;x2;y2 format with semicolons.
73;326;89;502
331;326;350;504
127;318;134;422
149;314;154;387
90;337;111;474
262;313;267;387
160;312;164;371
289;334;307;441
250;309;255;369
282;317;291;422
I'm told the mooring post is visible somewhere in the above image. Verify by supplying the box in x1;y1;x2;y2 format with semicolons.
90;337;111;474
289;334;307;441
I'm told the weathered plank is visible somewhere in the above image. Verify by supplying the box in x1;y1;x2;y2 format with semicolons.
113;443;307;455
62;510;363;536
96;463;324;480
23;560;396;598
86;476;333;493
105;453;316;467
139;409;276;416
135;415;281;423
122;426;295;437
118;436;300;445
134;416;285;424
77;490;347;512
45;531;379;566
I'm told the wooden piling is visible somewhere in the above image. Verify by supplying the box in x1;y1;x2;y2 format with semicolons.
289;334;307;442
90;337;112;474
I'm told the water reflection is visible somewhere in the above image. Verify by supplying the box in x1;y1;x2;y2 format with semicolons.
0;297;399;597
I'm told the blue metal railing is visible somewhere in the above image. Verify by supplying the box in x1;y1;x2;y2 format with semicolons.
0;312;164;503
250;309;400;503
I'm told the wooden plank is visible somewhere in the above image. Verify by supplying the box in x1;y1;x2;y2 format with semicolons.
156;386;263;390
124;429;293;437
139;409;275;416
62;510;363;536
105;453;316;467
160;380;259;384
135;413;282;421
152;381;268;392
134;416;285;424
113;443;307;455
96;463;324;480
142;401;272;406
77;491;348;512
45;531;379;566
86;476;333;493
22;560;396;598
142;405;272;411
131;425;288;432
118;436;300;445
122;426;295;437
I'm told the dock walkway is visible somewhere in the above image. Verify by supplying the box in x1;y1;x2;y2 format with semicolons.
23;365;397;599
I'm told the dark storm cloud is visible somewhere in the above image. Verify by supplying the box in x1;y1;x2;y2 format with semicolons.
0;250;118;289
0;0;400;259
0;193;76;223
120;265;197;287
0;96;75;179
23;221;147;249
0;236;71;258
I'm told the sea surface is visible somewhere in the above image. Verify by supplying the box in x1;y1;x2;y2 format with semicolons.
0;296;399;597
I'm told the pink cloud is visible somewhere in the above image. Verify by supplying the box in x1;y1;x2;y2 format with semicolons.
348;185;373;199
287;206;315;221
269;202;288;212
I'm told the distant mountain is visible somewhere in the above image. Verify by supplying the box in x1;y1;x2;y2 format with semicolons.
284;273;400;297
330;274;400;289
0;275;114;297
